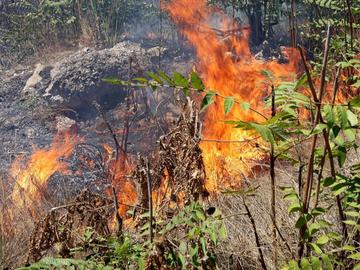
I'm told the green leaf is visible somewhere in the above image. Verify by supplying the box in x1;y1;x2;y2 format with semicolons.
261;69;273;80
324;105;335;127
178;253;186;269
337;146;347;167
219;225;227;239
158;70;175;86
288;202;302;214
294;73;308;90
309;243;323;254
103;77;124;85
195;209;206;221
336;106;349;128
189;245;198;257
352;80;360;88
332;184;348;196
343;220;357;226
251;123;275;146
301;258;312;270
179;241;187;254
190;72;205;90
313;123;328;134
346;110;358;126
288;260;300;270
200;91;216;112
331;125;341;138
241;102;251;112
323;177;335;187
147;72;163;85
344;211;359;217
349;96;360;108
173;72;188;88
200;237;207;254
283;192;299;202
344;129;356;142
224;97;235;115
209;230;217;244
310;256;321;270
311;207;326;216
316;234;329;245
295;214;311;229
326;232;341;241
321;254;333;270
132;77;149;83
342;245;356;251
348;253;360;260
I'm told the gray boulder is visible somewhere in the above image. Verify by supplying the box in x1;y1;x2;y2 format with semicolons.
22;41;156;119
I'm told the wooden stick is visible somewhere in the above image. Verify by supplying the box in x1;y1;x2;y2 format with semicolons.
270;85;278;268
145;157;153;243
243;196;267;270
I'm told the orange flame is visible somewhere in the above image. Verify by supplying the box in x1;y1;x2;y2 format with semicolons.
102;144;137;217
166;0;299;191
10;131;79;208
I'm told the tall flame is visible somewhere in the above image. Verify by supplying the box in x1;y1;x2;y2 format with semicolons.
10;131;78;208
166;0;299;191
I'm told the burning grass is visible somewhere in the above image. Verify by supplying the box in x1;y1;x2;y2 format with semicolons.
165;0;301;191
1;0;359;269
0;98;211;268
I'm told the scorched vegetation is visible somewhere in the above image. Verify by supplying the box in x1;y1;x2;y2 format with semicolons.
0;0;359;269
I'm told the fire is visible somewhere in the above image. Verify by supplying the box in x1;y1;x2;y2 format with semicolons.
166;0;299;191
102;144;137;217
10;131;78;208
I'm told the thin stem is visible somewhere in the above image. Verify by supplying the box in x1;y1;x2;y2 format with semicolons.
243;196;267;270
297;25;331;259
270;85;278;268
145;158;153;243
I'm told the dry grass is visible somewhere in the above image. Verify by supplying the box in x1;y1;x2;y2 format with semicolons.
214;162;299;270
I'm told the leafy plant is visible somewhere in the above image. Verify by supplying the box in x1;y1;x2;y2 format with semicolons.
21;202;226;269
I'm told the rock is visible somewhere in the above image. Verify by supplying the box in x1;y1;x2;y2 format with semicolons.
22;64;45;95
55;116;77;133
24;41;156;119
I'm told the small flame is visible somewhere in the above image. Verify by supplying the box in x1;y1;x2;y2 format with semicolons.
102;144;137;217
166;0;299;191
10;131;79;208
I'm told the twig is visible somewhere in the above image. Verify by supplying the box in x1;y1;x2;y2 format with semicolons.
345;0;354;50
117;81;269;120
201;137;260;143
243;196;267;270
298;25;347;258
145;157;153;243
314;67;340;210
274;223;296;259
297;25;331;259
93;102;125;157
270;85;278;268
93;101;124;235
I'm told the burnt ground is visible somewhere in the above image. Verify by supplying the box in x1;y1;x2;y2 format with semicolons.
0;41;193;179
0;40;316;270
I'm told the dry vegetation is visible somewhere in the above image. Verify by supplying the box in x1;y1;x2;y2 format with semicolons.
1;0;360;269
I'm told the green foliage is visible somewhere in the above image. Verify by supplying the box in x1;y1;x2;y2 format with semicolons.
0;0;157;63
22;202;226;269
129;68;360;269
300;0;360;69
18;257;113;270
